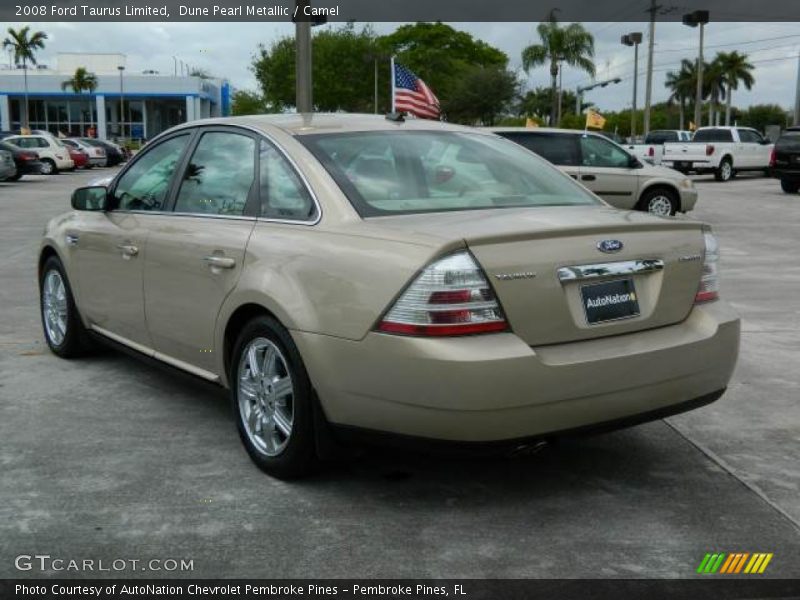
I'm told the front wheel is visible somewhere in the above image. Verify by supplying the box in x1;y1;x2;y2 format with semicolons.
40;256;91;357
715;158;733;182
40;159;57;175
780;179;799;194
639;188;678;216
231;316;317;479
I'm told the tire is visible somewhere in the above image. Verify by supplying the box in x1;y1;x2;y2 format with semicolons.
231;316;317;479
39;256;92;358
40;159;57;175
781;179;800;194
638;187;678;216
714;157;733;182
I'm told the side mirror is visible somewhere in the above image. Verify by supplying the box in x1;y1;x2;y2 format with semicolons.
71;186;109;211
629;157;643;169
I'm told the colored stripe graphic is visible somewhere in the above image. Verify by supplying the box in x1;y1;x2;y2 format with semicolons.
699;552;773;574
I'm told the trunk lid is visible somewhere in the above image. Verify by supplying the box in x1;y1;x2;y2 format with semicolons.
366;206;705;346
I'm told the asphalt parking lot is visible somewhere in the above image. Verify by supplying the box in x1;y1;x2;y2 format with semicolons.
1;169;799;579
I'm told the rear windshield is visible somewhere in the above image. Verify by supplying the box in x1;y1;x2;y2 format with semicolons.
299;131;599;217
644;131;677;144
693;129;733;142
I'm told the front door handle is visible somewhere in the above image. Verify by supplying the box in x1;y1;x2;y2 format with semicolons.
65;233;79;246
203;255;236;269
581;174;597;181
116;244;139;257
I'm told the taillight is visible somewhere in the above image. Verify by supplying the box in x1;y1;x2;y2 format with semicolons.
769;148;776;167
705;144;715;156
648;146;655;157
695;226;719;303
377;251;508;336
19;152;36;161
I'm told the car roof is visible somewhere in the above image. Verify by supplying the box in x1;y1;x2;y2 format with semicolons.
168;113;486;137
485;126;592;136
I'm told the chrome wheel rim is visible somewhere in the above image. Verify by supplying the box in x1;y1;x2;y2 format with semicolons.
648;195;673;216
721;162;731;180
41;161;54;175
42;270;68;346
238;338;294;457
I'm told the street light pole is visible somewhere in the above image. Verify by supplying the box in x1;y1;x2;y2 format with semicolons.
576;78;623;115
622;33;643;140
117;65;125;140
794;50;800;126
683;11;710;130
295;0;313;113
643;0;657;136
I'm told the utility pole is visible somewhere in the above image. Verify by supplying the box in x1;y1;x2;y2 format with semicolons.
683;11;710;130
557;62;563;125
117;65;125;139
295;0;313;112
643;0;657;136
622;33;643;140
794;50;800;126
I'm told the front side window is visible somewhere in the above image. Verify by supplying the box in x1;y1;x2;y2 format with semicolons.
113;134;189;211
580;136;632;168
300;131;599;217
174;132;255;216
259;140;317;221
738;129;763;144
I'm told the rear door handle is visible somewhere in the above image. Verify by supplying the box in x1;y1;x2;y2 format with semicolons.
116;244;139;257
581;174;596;181
203;255;236;269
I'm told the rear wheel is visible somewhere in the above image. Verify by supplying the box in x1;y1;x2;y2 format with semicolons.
40;256;91;358
639;187;678;216
715;158;733;182
780;179;799;194
40;159;57;175
231;316;317;479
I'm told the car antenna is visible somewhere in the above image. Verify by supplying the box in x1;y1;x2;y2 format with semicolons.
385;112;406;123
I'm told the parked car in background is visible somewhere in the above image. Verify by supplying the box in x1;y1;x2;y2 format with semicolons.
79;138;125;166
490;127;697;216
662;126;773;181
0;140;44;180
4;135;74;174
0;131;16;140
65;145;89;169
38;113;739;479
597;131;626;145
627;130;693;165
770;126;800;194
63;138;107;167
0;148;17;181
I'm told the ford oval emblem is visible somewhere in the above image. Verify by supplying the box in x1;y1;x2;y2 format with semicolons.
597;239;623;253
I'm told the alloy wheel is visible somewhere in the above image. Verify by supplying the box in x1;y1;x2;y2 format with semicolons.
647;195;674;216
237;338;295;457
42;269;68;346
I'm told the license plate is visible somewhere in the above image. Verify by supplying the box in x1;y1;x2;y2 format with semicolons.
581;278;640;325
675;161;690;169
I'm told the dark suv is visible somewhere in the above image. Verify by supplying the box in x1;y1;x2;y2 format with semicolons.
771;127;800;193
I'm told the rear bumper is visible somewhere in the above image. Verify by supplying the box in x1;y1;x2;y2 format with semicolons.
55;158;74;169
770;168;800;181
663;159;715;172
294;301;740;442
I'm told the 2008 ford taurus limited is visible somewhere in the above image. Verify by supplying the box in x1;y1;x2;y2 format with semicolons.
38;113;740;479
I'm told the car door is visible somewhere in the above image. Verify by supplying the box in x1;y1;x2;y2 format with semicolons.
498;132;582;180
142;128;257;376
578;134;640;208
73;132;192;348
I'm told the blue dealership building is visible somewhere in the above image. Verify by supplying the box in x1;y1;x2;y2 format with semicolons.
0;53;231;140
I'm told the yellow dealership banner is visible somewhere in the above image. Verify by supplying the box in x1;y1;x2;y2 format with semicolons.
525;117;539;128
689;121;697;131
585;109;606;130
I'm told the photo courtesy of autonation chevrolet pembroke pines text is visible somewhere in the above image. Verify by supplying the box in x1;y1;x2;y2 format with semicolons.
1;0;799;598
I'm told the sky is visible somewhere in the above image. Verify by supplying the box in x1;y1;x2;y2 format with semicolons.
3;20;799;112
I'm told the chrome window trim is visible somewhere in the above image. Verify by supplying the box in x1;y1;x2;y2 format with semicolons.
109;209;257;222
556;259;664;282
106;123;322;226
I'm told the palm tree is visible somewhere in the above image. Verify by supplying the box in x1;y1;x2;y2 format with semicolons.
704;58;727;126
521;10;595;126
715;51;755;126
665;59;695;130
2;27;48;131
61;67;99;135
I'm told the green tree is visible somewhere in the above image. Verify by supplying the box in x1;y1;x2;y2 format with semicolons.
715;51;755;126
739;104;789;132
665;59;695;130
253;23;381;113
231;90;271;115
517;86;579;123
445;66;519;125
704;58;727;126
3;26;48;130
61;67;98;133
520;11;595;126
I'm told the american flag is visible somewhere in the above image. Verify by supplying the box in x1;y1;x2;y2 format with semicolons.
393;62;440;120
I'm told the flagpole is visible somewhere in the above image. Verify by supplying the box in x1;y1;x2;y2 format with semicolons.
390;55;396;113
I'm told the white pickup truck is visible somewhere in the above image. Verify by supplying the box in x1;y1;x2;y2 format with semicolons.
662;126;773;182
626;130;692;165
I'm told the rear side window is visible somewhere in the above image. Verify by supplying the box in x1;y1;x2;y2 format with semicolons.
174;132;256;216
580;135;632;168
114;134;189;211
693;129;733;142
259;140;317;221
644;131;677;144
496;132;580;166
